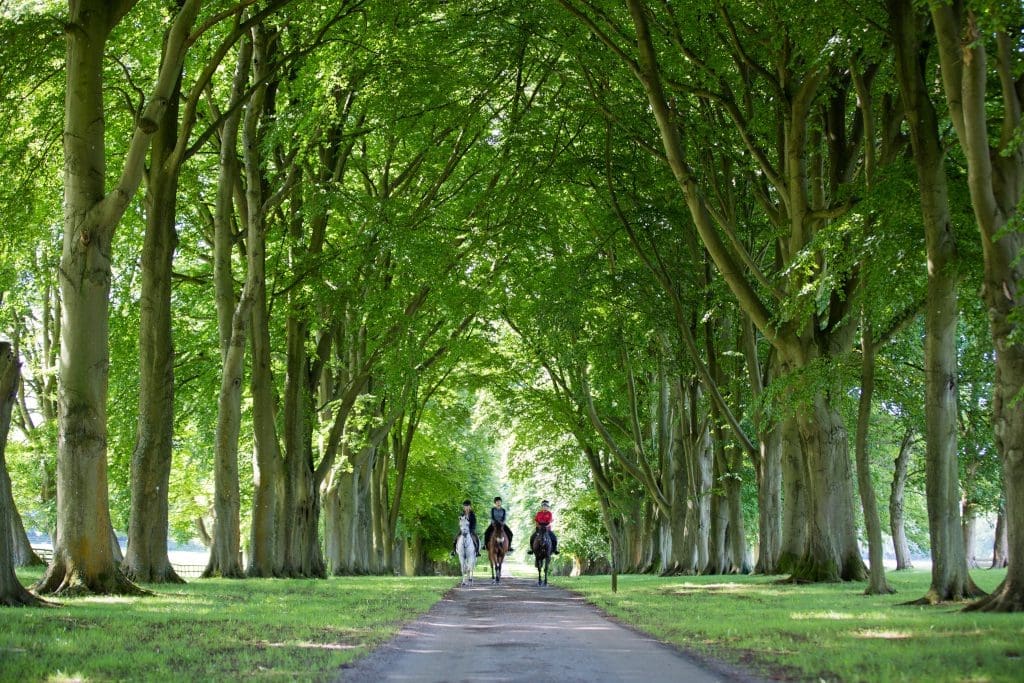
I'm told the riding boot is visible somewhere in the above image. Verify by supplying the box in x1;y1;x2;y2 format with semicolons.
526;532;536;554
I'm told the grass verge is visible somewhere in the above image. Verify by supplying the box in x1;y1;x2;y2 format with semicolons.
562;568;1023;682
2;567;453;682
5;566;1022;682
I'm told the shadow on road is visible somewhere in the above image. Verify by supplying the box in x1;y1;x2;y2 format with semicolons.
337;566;765;682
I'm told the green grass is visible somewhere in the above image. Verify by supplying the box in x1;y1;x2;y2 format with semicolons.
562;569;1024;682
4;567;1023;682
2;567;453;682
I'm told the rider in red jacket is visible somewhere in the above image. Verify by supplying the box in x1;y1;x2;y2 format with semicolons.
527;500;559;555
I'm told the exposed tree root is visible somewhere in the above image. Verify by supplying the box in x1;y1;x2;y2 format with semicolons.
963;580;1024;613
122;564;185;585
900;582;988;606
34;561;150;598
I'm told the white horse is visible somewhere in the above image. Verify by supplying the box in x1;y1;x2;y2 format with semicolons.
455;514;477;586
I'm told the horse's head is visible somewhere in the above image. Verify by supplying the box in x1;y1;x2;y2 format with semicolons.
458;514;470;535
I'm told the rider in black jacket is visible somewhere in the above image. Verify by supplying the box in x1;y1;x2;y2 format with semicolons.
451;499;480;556
483;496;515;552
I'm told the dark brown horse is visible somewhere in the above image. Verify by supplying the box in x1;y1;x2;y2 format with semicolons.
531;523;552;586
486;522;508;583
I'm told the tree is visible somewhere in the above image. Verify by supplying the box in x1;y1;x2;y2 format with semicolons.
34;0;201;597
559;0;876;581
928;0;1024;612
888;0;986;603
0;343;46;606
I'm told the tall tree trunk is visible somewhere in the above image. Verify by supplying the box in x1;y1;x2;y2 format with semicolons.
671;380;712;575
123;44;184;585
1;343;46;606
204;33;253;581
962;500;980;569
204;295;249;578
778;416;806;574
8;499;44;568
245;184;284;578
790;392;867;582
280;313;326;578
854;313;893;594
248;277;284;578
724;449;752;574
38;0;199;596
245;23;286;579
663;389;700;576
929;0;1024;613
888;0;982;602
754;425;782;574
706;436;728;575
991;505;1008;569
890;430;915;570
743;317;782;575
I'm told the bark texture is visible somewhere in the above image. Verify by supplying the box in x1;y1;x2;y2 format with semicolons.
890;431;915;570
1;343;46;606
930;0;1024;611
123;40;184;585
38;0;198;596
889;0;983;602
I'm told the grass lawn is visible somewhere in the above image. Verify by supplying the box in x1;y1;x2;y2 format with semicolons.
3;565;1022;681
2;567;453;682
563;568;1024;682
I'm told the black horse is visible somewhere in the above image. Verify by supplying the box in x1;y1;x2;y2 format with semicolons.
531;523;552;586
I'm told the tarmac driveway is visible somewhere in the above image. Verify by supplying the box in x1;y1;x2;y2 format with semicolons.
336;567;763;682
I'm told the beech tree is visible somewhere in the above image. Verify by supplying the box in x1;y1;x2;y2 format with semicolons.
929;0;1024;612
34;0;201;597
887;0;982;602
1;0;1013;599
0;343;45;606
557;0;876;581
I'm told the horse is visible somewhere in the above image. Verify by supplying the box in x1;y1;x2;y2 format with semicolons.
531;523;552;586
455;514;477;586
486;522;509;584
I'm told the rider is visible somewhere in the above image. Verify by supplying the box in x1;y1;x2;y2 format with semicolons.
451;499;480;556
526;499;559;555
483;496;514;552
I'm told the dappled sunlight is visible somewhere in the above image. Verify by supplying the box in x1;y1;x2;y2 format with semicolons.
77;595;137;606
790;611;857;620
852;629;913;640
267;641;360;651
45;673;88;682
658;581;788;598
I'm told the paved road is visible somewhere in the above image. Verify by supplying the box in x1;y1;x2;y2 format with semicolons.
336;567;761;683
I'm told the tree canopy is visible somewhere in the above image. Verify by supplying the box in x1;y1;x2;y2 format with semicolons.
0;0;1021;611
